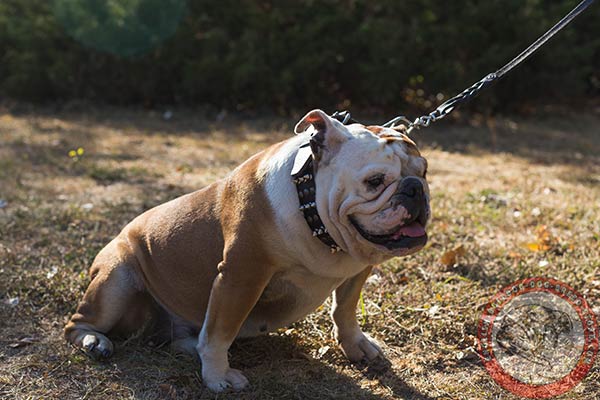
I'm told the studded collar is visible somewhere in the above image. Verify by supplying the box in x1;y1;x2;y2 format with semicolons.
291;142;342;253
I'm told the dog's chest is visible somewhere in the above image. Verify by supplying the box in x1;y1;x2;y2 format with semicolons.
237;270;343;337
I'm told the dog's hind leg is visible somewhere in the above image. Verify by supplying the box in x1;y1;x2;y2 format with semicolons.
172;336;199;355
152;311;200;356
64;238;149;358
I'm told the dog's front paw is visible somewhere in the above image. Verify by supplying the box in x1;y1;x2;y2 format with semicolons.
203;368;249;392
337;330;384;363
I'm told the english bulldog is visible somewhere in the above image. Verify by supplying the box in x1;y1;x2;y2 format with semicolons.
65;109;430;392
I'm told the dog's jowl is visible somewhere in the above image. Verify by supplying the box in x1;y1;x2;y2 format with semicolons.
65;109;430;392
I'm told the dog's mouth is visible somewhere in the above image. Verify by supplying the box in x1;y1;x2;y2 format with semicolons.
350;217;428;251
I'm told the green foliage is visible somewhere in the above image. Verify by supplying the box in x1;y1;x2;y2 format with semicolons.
54;0;186;57
0;0;598;111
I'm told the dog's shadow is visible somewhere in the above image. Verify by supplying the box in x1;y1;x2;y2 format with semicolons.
235;334;436;399
96;332;436;399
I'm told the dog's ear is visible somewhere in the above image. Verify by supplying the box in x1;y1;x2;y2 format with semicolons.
294;109;332;134
294;109;350;162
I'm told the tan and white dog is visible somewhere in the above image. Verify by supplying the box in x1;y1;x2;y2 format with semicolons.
65;109;430;392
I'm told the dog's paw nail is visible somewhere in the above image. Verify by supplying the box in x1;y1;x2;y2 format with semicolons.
226;368;249;391
206;381;230;393
82;334;97;351
79;333;113;359
99;348;111;358
204;368;249;392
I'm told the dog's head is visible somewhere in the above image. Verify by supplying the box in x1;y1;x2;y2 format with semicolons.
295;109;430;264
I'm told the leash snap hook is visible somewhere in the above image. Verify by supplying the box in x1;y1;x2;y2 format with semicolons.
382;115;414;129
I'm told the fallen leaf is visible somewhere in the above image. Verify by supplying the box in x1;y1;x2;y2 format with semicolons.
9;337;37;348
524;225;557;252
440;244;466;267
524;242;550;252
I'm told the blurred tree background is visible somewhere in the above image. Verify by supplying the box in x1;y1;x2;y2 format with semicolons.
0;0;598;115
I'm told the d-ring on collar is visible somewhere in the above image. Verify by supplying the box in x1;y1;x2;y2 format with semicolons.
291;142;342;253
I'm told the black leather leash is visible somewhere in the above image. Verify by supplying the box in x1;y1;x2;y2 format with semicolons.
333;0;595;134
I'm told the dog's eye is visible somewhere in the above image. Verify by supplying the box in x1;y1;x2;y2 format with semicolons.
365;174;384;189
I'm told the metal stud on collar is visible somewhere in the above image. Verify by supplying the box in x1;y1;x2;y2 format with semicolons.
293;174;313;184
299;202;316;211
291;143;344;253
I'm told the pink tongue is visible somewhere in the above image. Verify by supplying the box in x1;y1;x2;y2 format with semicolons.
393;222;426;239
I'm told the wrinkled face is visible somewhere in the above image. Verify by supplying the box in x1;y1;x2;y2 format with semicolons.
295;110;430;264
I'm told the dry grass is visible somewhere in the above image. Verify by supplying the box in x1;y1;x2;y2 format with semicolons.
1;107;599;399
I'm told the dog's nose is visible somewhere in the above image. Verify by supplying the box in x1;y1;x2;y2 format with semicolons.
392;177;425;224
398;177;423;198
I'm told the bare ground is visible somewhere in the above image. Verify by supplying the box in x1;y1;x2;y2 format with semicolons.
1;108;599;399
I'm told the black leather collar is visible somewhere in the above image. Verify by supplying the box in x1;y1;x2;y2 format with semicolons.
291;142;342;253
